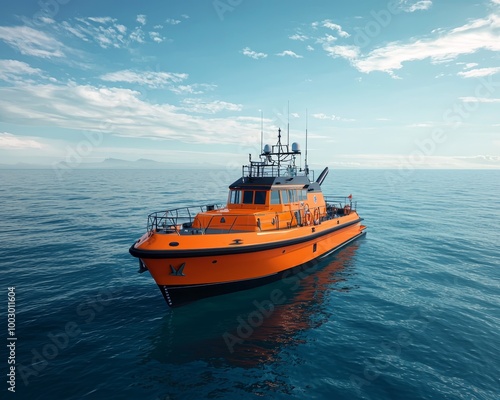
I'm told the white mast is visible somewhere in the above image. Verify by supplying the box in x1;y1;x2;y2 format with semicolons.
287;100;290;146
305;108;309;176
259;109;263;156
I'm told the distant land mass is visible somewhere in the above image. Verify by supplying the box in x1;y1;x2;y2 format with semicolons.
0;158;225;170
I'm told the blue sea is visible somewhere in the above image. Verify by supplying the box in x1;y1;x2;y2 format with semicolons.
1;168;499;399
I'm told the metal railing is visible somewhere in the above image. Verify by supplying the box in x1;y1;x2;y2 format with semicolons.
146;196;359;235
242;163;309;178
147;204;225;233
324;196;357;218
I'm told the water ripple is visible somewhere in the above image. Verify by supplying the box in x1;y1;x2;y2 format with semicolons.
1;169;498;400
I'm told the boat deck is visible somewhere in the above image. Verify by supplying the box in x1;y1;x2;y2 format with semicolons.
151;197;356;236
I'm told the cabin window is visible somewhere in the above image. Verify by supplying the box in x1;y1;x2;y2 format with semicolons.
254;191;267;205
229;190;241;204
243;190;254;204
270;190;281;204
278;189;306;203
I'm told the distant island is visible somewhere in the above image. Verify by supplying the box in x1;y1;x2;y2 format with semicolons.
0;158;223;170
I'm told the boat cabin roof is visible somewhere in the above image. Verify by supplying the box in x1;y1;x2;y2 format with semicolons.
229;175;322;193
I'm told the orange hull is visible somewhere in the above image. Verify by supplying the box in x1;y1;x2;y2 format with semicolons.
131;212;366;306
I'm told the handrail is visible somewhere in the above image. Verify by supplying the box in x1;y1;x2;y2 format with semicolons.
324;195;357;211
147;203;225;233
147;195;358;235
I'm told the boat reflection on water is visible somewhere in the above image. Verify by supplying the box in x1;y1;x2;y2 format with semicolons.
146;241;363;368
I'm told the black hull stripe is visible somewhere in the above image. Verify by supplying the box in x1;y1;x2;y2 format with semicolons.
129;218;363;259
159;230;366;307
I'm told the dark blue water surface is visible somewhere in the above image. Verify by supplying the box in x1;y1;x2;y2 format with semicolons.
1;168;499;399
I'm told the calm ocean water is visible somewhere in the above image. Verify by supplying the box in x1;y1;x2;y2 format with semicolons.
1;168;499;399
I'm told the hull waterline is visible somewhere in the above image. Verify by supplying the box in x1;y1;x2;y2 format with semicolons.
131;216;366;306
153;229;366;306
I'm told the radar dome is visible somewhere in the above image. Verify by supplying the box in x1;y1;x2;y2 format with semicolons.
291;142;301;153
263;144;271;154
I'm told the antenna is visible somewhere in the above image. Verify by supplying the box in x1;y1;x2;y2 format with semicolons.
278;127;282;176
259;109;263;156
287;100;290;146
305;108;309;176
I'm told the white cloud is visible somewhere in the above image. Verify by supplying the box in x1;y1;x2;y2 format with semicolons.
306;45;315;51
181;98;243;114
459;96;500;103
61;21;88;41
0;60;44;82
312;113;355;122
401;1;433;12
289;34;308;41
100;69;188;88
38;17;55;25
453;155;500;166
458;66;500;78
316;34;337;44
323;45;360;61
276;50;303;58
136;15;147;26
321;20;350;38
88;17;116;24
116;24;127;34
408;123;433;127
169;83;217;95
351;13;500;75
166;18;181;25
0;83;261;145
241;47;268;59
329;154;500;169
65;18;143;48
62;16;164;48
129;27;145;43
149;31;165;43
463;62;479;69
0;132;44;149
0;26;65;58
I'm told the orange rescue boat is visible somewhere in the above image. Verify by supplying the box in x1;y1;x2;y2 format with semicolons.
129;129;366;306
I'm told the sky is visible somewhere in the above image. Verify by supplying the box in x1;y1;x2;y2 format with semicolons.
0;0;499;169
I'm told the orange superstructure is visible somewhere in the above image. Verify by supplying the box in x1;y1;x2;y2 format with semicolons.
129;129;366;306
